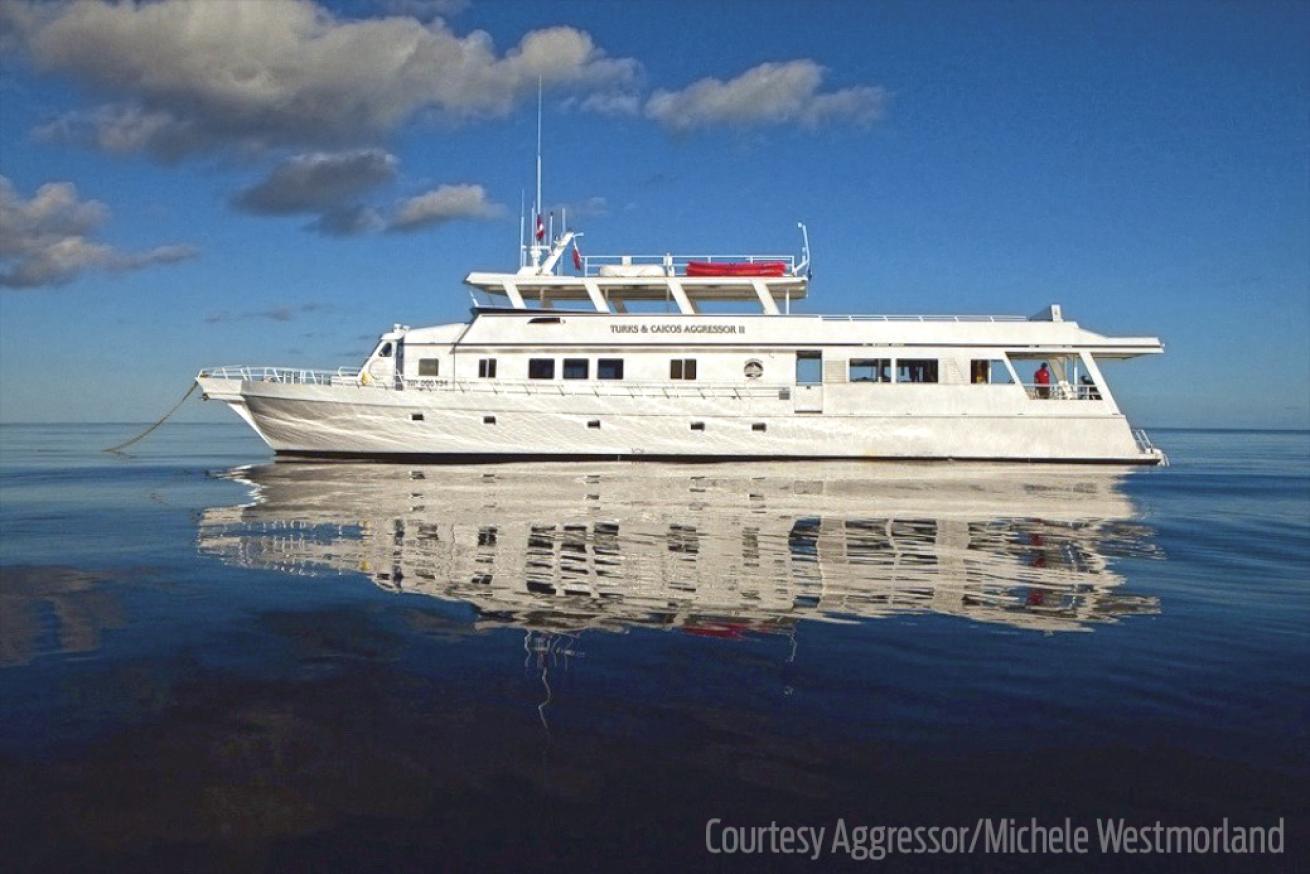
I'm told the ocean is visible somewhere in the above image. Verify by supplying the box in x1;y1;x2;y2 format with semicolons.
1;424;1306;871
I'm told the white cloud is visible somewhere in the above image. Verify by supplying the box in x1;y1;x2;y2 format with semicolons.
0;176;197;289
388;184;504;231
7;0;640;159
644;60;887;132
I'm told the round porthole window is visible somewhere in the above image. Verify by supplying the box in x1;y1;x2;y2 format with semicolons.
744;359;764;380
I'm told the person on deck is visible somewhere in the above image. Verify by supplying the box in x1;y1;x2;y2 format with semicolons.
1035;362;1051;399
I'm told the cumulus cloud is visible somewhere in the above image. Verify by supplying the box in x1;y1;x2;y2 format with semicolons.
388;184;504;231
231;149;395;235
7;0;640;160
644;60;888;132
0;176;197;289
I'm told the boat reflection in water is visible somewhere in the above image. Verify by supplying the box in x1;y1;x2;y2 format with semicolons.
197;462;1161;637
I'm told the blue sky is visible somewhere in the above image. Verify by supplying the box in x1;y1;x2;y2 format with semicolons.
0;0;1306;428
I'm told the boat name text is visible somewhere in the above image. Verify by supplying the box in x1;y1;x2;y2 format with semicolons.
611;324;746;335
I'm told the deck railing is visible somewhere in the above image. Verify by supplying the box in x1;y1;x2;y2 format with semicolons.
581;253;796;278
1020;383;1103;401
198;366;365;386
821;314;1027;323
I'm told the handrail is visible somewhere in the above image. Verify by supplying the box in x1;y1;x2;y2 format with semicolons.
1020;383;1102;401
582;253;797;277
198;366;365;387
820;314;1027;323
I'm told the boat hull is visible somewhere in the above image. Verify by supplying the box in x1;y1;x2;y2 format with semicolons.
200;377;1164;465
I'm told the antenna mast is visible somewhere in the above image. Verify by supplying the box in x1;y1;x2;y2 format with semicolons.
536;77;543;230
530;77;544;270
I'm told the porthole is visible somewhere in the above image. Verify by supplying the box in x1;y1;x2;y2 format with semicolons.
744;359;764;380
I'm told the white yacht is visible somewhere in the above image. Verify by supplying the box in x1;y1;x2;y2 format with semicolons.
198;213;1165;465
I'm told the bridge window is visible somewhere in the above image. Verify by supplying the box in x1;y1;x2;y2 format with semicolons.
670;359;697;380
379;342;393;358
849;358;891;383
563;358;589;380
528;358;555;379
597;358;624;380
478;358;497;378
897;359;938;384
418;358;439;377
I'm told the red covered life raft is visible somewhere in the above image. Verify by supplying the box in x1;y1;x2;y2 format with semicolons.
684;260;788;277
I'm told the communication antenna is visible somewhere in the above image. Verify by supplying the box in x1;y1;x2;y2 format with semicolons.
536;76;543;232
530;77;544;270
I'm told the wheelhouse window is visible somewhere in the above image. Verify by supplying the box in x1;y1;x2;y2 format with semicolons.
597;358;624;380
897;359;938;384
378;342;393;358
563;358;589;380
849;358;891;383
670;359;697;380
528;358;555;379
418;358;439;377
478;358;497;378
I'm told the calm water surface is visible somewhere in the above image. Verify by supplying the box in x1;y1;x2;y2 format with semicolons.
1;424;1307;871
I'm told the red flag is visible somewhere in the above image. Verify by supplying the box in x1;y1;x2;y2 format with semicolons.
535;214;545;241
571;242;583;271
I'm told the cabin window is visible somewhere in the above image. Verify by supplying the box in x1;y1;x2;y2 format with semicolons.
528;358;555;379
690;422;705;431
970;359;1013;385
379;342;393;358
418;358;440;377
483;415;496;424
529;316;562;324
478;358;497;378
597;358;624;380
670;359;698;380
897;359;938;384
795;351;822;385
411;413;424;421
849;358;891;383
563;358;589;380
587;420;601;429
743;360;763;380
752;423;768;432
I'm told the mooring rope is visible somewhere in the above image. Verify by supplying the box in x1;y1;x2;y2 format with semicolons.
103;382;199;454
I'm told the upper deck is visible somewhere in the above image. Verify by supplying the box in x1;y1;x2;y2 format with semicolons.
465;230;810;315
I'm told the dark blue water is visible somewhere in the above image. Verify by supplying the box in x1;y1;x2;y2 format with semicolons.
1;424;1306;871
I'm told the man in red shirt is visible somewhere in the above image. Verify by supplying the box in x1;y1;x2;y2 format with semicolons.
1035;362;1051;399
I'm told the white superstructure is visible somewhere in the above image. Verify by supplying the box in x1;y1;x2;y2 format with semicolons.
197;221;1166;464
